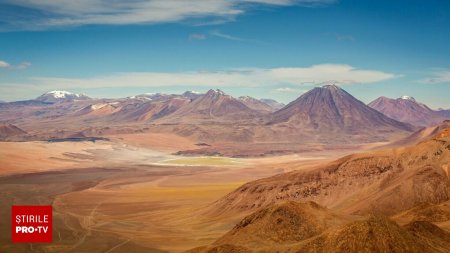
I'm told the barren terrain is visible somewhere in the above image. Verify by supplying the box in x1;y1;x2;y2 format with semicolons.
0;135;338;253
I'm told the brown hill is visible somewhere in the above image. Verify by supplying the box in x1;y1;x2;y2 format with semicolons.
0;123;27;138
388;120;450;147
295;215;450;253
189;202;450;253
208;126;450;216
214;201;348;248
269;84;414;142
369;96;449;126
188;201;349;253
392;201;450;225
403;220;450;252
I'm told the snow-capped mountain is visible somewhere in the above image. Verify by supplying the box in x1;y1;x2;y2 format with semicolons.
36;90;91;103
129;93;173;101
369;95;448;126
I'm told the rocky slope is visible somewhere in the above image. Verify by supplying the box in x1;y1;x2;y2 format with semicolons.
189;202;450;253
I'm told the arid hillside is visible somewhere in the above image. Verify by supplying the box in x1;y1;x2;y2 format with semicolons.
189;201;450;253
208;126;450;216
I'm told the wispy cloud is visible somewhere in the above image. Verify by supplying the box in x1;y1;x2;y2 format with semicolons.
0;0;337;30
16;62;32;69
418;70;450;84
210;30;245;41
189;33;207;40
0;60;11;68
0;64;398;97
0;59;31;69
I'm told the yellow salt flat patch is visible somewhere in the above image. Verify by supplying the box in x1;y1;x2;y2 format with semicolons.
162;156;243;166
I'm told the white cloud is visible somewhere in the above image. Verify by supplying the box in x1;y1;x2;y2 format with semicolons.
1;0;337;30
0;60;11;68
267;64;398;84
16;62;32;69
419;71;450;84
1;64;398;94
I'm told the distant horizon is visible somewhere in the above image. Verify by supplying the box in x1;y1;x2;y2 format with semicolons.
1;0;449;108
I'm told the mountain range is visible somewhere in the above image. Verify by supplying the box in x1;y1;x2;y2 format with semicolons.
1;85;449;154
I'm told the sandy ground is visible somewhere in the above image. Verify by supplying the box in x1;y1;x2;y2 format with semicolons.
0;137;344;252
107;132;198;152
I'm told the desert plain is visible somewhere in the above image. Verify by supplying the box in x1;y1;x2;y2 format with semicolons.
0;132;345;253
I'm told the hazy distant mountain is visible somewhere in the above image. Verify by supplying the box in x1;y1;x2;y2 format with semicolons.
238;96;274;113
128;93;176;101
368;96;448;126
128;91;203;102
259;98;285;111
270;84;413;134
75;97;191;122
36;90;91;103
437;109;450;118
182;91;203;100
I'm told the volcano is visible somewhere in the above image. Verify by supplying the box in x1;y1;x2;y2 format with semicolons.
268;84;414;142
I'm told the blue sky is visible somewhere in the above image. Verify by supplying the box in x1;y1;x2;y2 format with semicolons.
0;0;449;108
